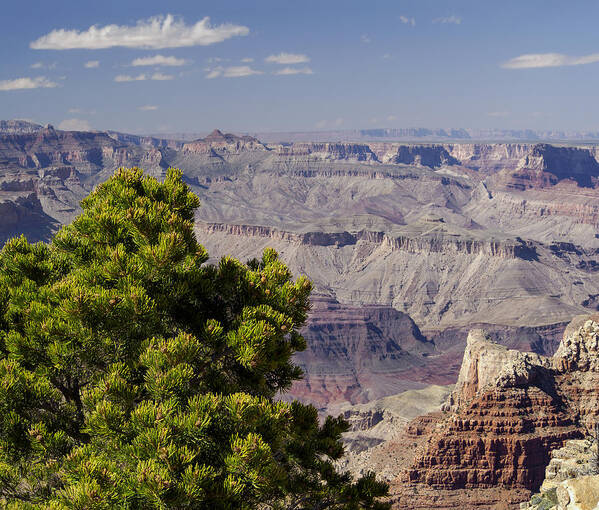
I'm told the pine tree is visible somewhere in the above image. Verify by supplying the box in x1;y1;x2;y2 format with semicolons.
0;167;390;509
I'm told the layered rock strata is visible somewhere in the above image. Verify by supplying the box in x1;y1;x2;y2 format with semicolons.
287;296;438;406
400;315;599;508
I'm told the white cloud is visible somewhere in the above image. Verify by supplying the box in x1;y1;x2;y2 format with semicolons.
114;72;173;82
151;72;173;80
131;54;187;67
382;53;393;60
30;62;56;70
0;76;59;91
30;14;249;50
433;15;462;24
205;68;223;79
273;66;313;75
138;105;158;111
400;16;416;26
206;65;263;78
84;60;100;68
241;57;254;63
361;34;371;44
114;73;147;82
265;52;310;65
502;52;599;69
387;115;397;122
58;118;92;131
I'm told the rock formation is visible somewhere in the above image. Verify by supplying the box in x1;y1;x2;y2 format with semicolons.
287;296;437;407
397;314;599;508
1;123;599;408
522;439;599;510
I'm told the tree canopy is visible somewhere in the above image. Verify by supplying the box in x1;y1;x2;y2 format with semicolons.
0;167;389;509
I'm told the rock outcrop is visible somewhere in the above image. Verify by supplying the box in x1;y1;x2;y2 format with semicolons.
522;439;599;510
399;315;599;508
182;129;267;155
286;295;438;406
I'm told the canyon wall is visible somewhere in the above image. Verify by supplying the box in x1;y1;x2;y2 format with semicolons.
394;315;599;508
0;126;598;409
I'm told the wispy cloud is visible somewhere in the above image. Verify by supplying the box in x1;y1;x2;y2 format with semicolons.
58;118;92;131
131;54;187;67
361;34;371;44
241;57;254;63
206;65;263;78
151;72;173;80
502;52;599;69
114;72;173;82
114;74;147;82
84;60;100;68
315;118;344;129
273;67;313;75
433;15;462;25
488;111;509;117
400;16;416;27
68;108;96;114
30;14;249;50
0;76;59;91
265;52;310;65
31;62;56;70
138;105;158;111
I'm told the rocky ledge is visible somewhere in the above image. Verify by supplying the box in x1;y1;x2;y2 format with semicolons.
401;314;599;507
522;439;599;510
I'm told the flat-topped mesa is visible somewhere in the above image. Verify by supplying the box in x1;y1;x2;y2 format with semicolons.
373;144;460;167
0;120;44;135
404;315;599;497
182;129;267;155
493;144;599;190
275;142;379;162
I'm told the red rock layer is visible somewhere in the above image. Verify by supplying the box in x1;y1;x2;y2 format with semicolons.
405;386;580;490
399;315;599;507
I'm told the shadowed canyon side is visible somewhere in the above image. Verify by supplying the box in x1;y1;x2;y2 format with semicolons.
0;124;599;407
386;315;599;509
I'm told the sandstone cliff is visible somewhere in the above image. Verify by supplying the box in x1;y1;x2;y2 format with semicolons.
398;314;599;508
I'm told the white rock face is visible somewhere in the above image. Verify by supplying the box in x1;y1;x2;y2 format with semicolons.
442;329;550;412
554;319;599;372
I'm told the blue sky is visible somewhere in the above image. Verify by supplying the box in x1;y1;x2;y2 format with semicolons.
1;0;599;134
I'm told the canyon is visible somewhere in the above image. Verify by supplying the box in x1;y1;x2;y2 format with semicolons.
1;121;599;508
341;314;599;508
0;122;598;411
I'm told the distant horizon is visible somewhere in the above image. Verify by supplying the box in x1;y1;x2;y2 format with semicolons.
6;118;599;145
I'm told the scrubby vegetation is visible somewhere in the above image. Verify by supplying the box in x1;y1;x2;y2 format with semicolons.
0;168;389;509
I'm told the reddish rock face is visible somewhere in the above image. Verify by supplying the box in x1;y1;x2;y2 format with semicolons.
286;295;437;407
400;314;599;507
